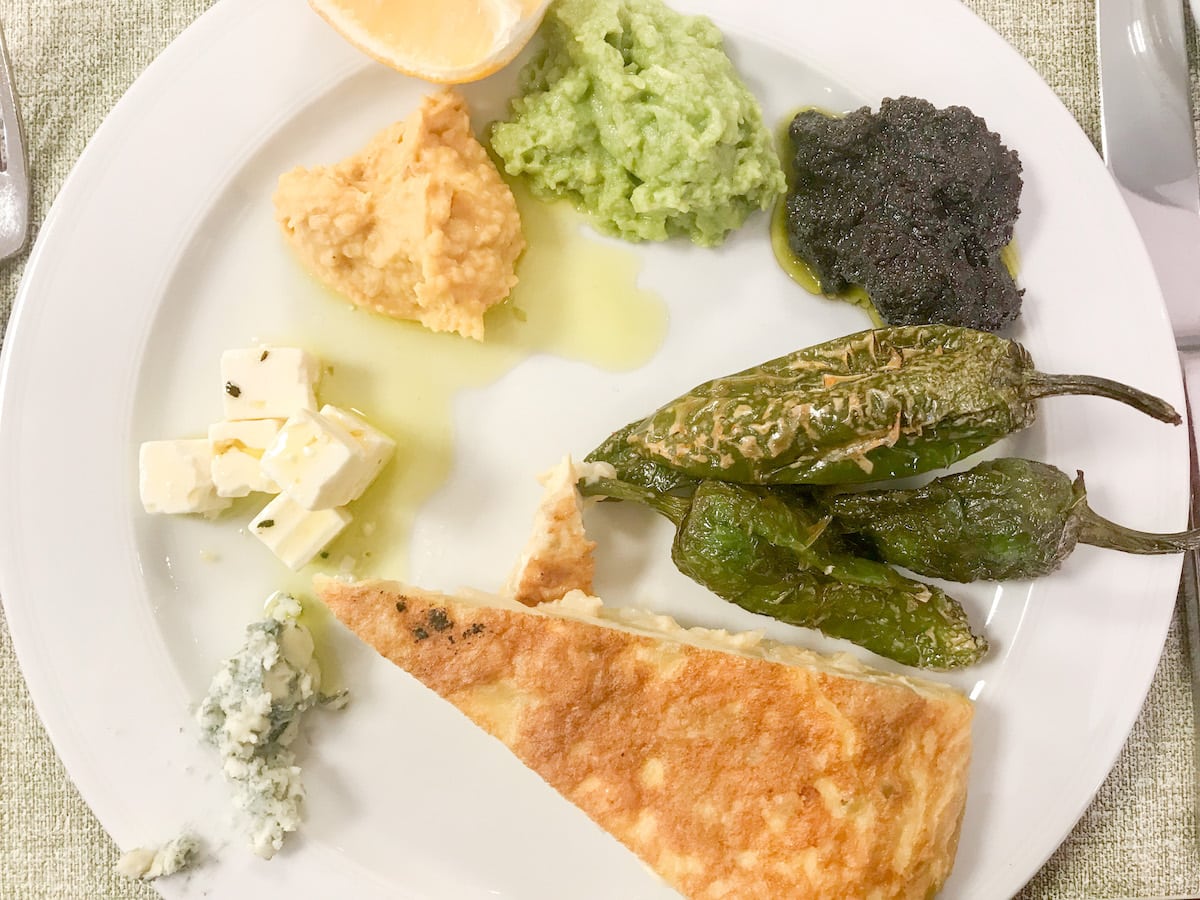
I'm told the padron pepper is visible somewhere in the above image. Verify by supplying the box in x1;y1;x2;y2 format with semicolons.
819;458;1200;582
582;476;988;669
585;422;698;496
603;325;1179;486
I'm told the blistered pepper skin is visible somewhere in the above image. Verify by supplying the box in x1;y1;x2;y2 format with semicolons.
821;458;1200;581
822;459;1080;581
583;476;989;669
671;482;988;669
585;422;697;496
614;326;1178;486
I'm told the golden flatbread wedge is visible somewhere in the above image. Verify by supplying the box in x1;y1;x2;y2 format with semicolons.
316;577;973;900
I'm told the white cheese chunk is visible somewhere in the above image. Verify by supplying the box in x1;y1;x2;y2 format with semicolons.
209;418;284;498
260;408;371;510
221;346;319;421
250;493;350;570
319;405;395;501
139;439;232;515
115;835;199;880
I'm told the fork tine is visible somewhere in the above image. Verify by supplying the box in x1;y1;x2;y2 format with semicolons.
0;18;28;260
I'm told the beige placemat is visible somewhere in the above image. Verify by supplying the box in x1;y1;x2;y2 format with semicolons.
0;1;1196;897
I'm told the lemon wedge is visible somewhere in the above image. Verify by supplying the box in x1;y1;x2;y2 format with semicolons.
308;0;551;84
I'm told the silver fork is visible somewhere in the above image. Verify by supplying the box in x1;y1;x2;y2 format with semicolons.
0;18;28;260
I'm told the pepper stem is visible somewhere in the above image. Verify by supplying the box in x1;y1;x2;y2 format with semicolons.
1076;503;1200;554
579;477;691;526
1024;372;1181;424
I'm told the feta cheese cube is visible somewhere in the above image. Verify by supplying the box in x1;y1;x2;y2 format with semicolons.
249;493;350;571
261;408;370;510
319;405;395;500
221;347;319;421
139;439;232;515
209;419;284;498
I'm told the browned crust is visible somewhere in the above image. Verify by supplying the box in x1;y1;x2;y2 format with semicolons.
507;470;596;606
318;578;973;900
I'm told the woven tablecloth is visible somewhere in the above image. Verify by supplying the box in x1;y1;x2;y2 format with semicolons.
0;1;1197;897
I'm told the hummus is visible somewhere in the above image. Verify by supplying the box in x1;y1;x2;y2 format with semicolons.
274;89;524;340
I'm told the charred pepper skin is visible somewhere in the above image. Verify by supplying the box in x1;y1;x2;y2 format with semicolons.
822;458;1077;581
584;477;988;669
674;483;988;669
612;325;1179;486
584;422;698;496
819;458;1200;582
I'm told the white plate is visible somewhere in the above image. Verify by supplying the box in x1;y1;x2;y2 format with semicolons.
0;0;1187;897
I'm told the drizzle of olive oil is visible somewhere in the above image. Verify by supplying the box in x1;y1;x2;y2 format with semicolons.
1000;241;1019;278
277;178;667;589
770;106;882;324
769;199;881;325
771;105;825;301
770;107;1018;327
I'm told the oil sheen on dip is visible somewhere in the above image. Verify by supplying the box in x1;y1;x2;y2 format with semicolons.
287;179;667;583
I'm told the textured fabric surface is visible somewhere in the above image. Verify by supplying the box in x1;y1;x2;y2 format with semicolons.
0;0;1197;897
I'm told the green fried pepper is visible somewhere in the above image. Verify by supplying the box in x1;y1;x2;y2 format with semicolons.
819;458;1200;582
608;325;1179;486
583;476;988;669
585;423;698;496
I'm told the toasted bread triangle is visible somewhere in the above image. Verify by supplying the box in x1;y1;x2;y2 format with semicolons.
317;577;972;900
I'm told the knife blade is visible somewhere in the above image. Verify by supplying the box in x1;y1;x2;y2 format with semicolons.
1096;0;1200;845
1098;0;1200;342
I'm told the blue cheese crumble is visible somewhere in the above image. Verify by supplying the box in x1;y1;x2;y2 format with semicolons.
115;834;199;880
197;593;343;858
